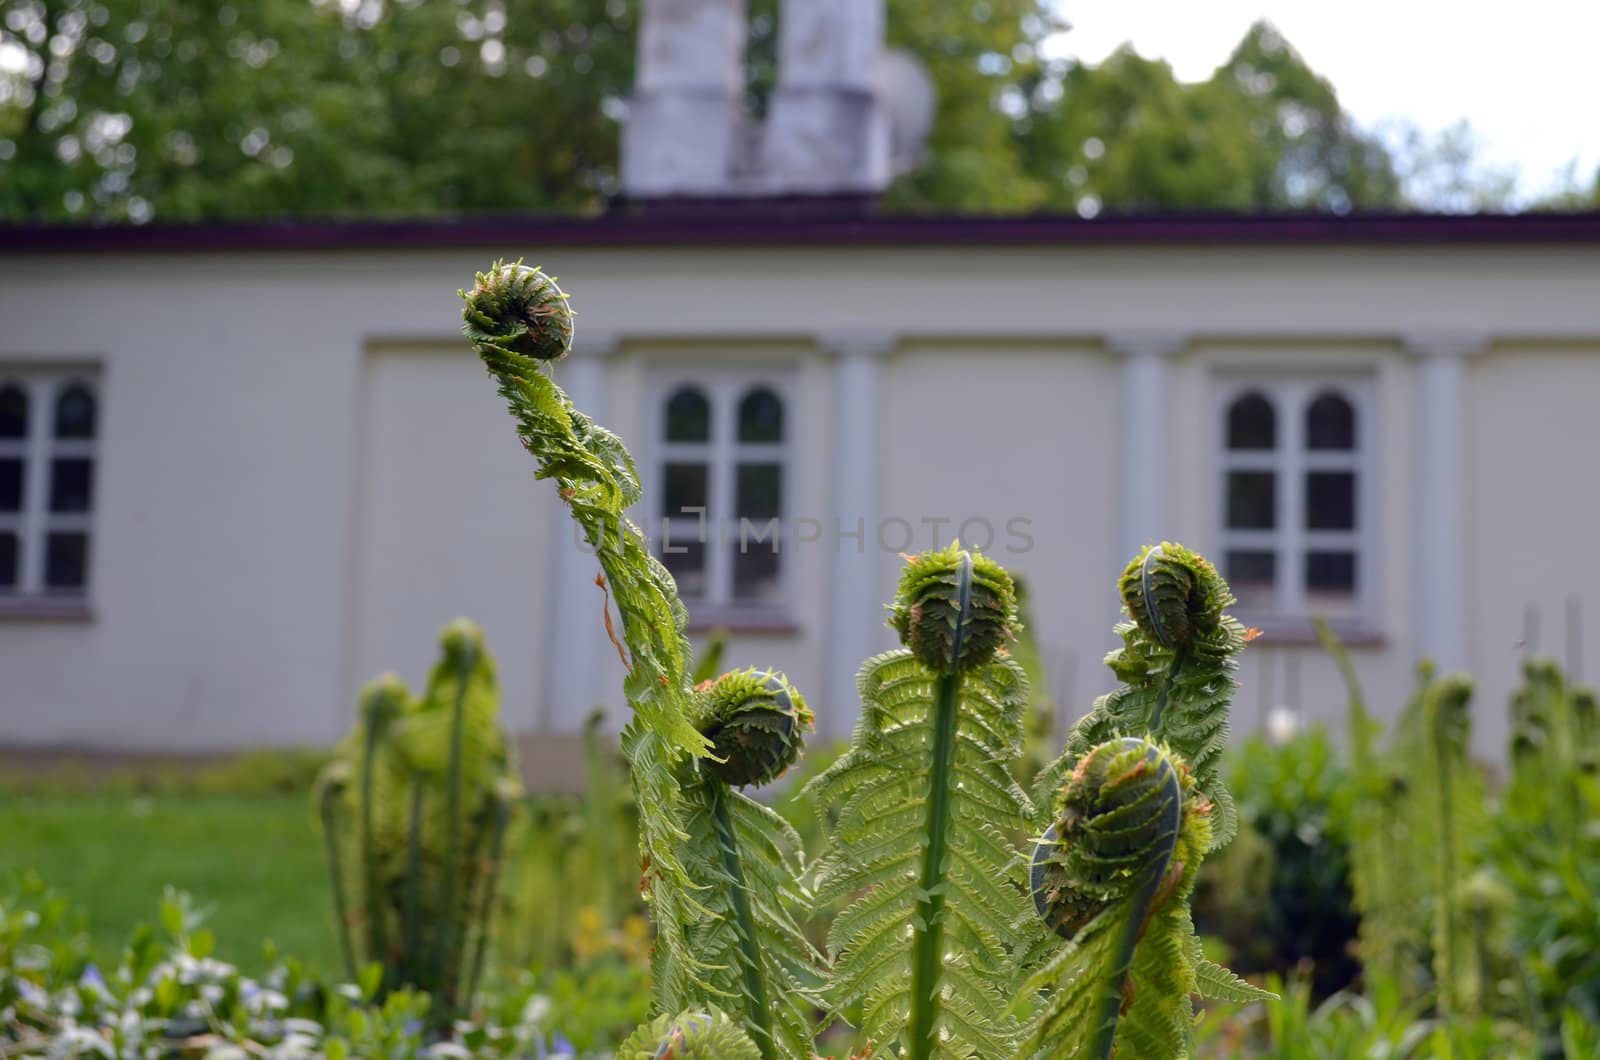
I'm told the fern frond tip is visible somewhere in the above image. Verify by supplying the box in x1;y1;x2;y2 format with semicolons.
460;260;575;363
694;668;812;788
889;544;1018;675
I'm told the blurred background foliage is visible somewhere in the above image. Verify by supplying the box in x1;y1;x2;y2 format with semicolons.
3;0;1589;222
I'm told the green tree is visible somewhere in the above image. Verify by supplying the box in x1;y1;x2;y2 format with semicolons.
1015;21;1404;214
0;0;633;221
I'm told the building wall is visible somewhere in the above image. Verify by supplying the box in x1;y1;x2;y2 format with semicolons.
2;242;1598;765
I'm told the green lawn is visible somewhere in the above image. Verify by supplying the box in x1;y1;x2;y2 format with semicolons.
0;794;341;973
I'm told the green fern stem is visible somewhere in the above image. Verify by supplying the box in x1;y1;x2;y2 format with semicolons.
433;635;475;1005
359;707;387;982
906;552;975;1060
1427;677;1472;1018
466;787;514;1005
707;781;775;1060
1087;774;1181;1060
401;779;426;991
317;769;358;981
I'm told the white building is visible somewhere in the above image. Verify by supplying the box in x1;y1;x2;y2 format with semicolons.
3;0;1599;783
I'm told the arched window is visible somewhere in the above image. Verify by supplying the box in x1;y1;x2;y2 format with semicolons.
1305;391;1354;450
0;372;98;601
0;384;26;439
738;386;783;443
54;383;97;440
656;373;789;612
1226;392;1276;450
1218;378;1369;626
664;385;710;443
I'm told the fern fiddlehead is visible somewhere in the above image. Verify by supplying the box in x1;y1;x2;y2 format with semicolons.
463;262;711;1009
680;670;821;1059
1019;737;1207;1058
465;263;821;1050
1016;544;1269;1058
808;545;1033;1059
1034;543;1245;851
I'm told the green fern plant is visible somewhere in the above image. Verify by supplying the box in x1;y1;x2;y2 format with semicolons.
464;262;1269;1057
1018;544;1270;1059
316;618;522;1020
464;263;821;1053
806;545;1034;1059
1033;543;1244;852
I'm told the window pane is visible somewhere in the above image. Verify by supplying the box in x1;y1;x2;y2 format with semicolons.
1225;549;1276;610
1226;471;1276;529
1306;391;1355;450
736;462;782;520
1226;392;1276;450
0;532;16;588
733;544;781;604
0;384;25;439
660;539;706;600
49;457;94;513
1306;550;1356;595
0;458;21;513
45;531;88;591
665;386;710;442
54;384;97;439
1305;471;1355;530
662;462;708;517
738;386;783;443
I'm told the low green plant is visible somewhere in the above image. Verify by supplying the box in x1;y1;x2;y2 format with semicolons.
1196;727;1360;994
316;618;523;1021
1321;626;1600;1055
464;262;1272;1057
0;880;650;1058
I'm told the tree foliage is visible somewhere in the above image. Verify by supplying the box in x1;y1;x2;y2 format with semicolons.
1;3;1564;221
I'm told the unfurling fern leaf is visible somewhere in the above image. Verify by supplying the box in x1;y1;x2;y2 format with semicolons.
807;545;1034;1060
1016;738;1210;1059
1034;543;1246;851
467;263;821;1052
617;1008;762;1060
668;670;824;1059
464;262;714;1011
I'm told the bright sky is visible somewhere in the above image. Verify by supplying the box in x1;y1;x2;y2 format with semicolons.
1047;1;1600;203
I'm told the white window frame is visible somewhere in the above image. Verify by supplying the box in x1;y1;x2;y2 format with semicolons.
1215;373;1376;632
651;368;793;618
0;367;98;605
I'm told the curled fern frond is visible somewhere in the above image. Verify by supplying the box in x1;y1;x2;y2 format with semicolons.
889;543;1018;675
810;548;1033;1060
1035;542;1245;851
617;1009;762;1060
1118;543;1224;651
1016;737;1213;1060
466;263;719;1020
461;260;575;362
694;669;813;788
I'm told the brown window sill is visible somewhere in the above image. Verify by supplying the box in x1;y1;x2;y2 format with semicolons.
0;598;95;622
686;610;801;635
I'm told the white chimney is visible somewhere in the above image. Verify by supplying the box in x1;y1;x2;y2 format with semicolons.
761;0;890;195
622;0;749;198
621;0;899;201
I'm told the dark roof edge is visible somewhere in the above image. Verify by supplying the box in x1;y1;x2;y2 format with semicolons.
5;210;1600;252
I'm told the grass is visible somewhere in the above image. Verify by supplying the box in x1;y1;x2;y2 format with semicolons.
0;793;340;974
